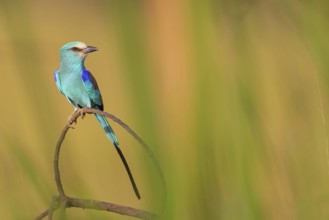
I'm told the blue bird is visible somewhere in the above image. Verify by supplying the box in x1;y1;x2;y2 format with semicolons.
54;41;140;199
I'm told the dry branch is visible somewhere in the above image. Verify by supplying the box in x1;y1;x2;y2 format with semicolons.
35;108;159;220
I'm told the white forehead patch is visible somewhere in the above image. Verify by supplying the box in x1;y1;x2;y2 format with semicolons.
74;42;87;50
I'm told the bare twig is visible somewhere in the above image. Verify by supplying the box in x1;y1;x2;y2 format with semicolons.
67;196;156;219
35;209;49;220
54;123;68;199
35;109;160;220
35;195;156;220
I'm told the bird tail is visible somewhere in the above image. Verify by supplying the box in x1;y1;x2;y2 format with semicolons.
94;114;141;200
95;114;119;145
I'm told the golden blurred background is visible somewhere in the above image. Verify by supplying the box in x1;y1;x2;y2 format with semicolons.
1;0;329;219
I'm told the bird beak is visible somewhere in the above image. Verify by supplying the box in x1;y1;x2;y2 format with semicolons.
84;46;98;54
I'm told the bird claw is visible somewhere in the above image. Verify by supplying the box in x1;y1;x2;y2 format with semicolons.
66;108;87;129
67;116;77;128
67;109;78;128
76;108;86;119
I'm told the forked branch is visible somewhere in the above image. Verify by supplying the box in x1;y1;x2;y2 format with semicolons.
35;108;160;220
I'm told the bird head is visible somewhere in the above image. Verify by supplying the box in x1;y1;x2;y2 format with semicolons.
60;41;98;65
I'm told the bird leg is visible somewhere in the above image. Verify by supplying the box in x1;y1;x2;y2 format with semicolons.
67;108;88;128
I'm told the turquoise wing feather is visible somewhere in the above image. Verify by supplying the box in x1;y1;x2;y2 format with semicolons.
54;69;64;95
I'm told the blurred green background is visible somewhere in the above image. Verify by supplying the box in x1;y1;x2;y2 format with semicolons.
1;0;329;219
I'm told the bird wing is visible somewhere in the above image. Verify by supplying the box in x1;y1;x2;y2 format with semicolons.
81;69;104;110
54;69;79;108
54;69;65;95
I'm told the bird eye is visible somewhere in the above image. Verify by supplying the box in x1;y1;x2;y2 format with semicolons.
71;47;81;52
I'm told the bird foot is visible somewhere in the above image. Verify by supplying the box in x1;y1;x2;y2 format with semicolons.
66;108;87;129
67;116;77;129
67;109;79;128
77;108;86;119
